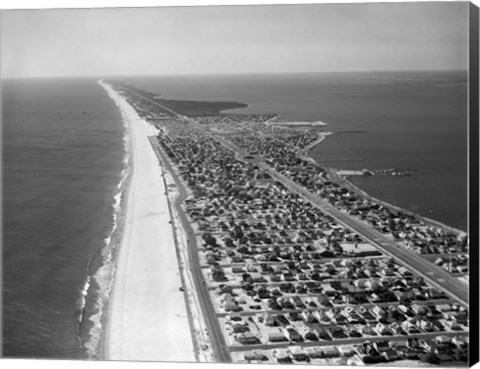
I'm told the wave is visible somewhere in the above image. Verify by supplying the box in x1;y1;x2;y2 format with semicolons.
79;80;132;359
76;275;91;324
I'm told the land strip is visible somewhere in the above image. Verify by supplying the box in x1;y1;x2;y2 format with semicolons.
107;81;469;366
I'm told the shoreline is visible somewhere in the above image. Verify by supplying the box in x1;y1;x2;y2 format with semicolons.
98;81;195;361
348;174;467;235
95;83;134;361
305;133;467;236
330;169;467;237
82;84;134;360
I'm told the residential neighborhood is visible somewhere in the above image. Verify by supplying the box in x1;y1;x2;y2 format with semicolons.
112;83;469;365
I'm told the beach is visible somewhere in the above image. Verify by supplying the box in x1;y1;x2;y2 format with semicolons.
99;81;195;362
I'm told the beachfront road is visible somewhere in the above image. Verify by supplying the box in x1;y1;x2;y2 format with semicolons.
149;138;231;363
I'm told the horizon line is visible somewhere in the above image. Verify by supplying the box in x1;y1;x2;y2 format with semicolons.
2;68;469;80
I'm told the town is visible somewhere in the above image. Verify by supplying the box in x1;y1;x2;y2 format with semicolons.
108;81;469;366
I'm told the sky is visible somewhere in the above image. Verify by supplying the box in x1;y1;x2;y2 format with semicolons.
0;1;469;78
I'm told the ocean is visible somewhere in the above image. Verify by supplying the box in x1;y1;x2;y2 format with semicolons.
2;71;468;359
2;78;128;359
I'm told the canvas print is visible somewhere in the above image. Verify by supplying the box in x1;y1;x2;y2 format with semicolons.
1;1;476;366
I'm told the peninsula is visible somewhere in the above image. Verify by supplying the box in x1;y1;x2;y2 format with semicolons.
101;80;469;366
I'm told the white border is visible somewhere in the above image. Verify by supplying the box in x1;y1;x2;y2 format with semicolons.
0;0;478;10
1;1;477;369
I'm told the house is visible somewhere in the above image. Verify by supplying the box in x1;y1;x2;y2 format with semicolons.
256;287;270;300
313;310;331;324
322;264;337;274
263;314;278;327
411;303;427;315
334;313;348;325
286;327;303;342
374;340;390;352
267;329;287;342
231;255;244;263
353;279;369;289
344;310;364;324
371;306;386;318
362;325;377;336
320;346;340;358
243;351;267;362
401;320;420;334
288;311;302;322
235;332;258;344
445;319;462;331
292;296;306;309
302;345;323;358
317;294;333;307
338;346;356;357
316;327;332;340
322;284;337;296
357;306;376;321
274;349;291;363
288;346;309;361
382;349;400;361
278;297;294;309
232;322;250;333
282;270;296;281
375;323;391;336
224;300;242;312
330;326;347;339
302;328;318;342
452;336;468;349
397;304;413;316
417;319;435;332
228;312;242;321
211;268;226;281
206;255;217;265
397;266;413;276
389;322;406;335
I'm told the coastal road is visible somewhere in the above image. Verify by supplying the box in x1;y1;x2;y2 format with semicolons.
126;87;468;308
149;138;232;363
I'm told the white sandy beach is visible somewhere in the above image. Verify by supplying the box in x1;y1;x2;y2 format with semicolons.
99;81;195;362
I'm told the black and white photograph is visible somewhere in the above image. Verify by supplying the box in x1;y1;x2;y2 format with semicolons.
1;0;478;367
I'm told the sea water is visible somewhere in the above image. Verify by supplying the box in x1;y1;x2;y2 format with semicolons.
2;78;128;358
